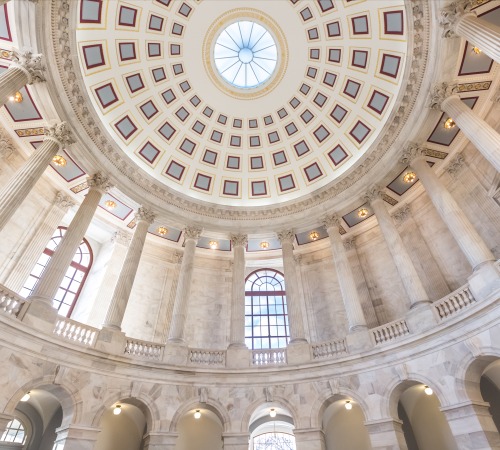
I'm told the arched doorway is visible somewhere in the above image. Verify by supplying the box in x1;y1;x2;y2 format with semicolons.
248;404;296;450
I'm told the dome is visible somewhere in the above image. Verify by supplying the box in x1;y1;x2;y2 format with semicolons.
0;0;499;449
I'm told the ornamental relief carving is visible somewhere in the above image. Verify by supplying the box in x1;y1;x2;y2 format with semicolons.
47;0;430;226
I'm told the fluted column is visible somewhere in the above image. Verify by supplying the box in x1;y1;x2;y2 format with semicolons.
229;234;247;348
430;83;500;172
277;230;307;343
401;145;495;270
0;122;74;233
366;186;430;309
103;207;156;330
27;173;111;307
440;1;500;63
322;215;368;332
168;226;202;344
0;49;46;107
2;192;75;291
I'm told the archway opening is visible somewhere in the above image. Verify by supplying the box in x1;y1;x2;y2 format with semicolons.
249;403;295;450
480;359;500;434
175;406;223;450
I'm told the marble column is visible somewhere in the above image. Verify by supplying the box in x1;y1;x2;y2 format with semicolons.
0;122;74;233
223;433;250;450
365;186;430;309
2;192;75;292
0;49;46;108
168;226;202;344
294;428;326;450
440;401;500;450
52;425;101;450
27;173;110;307
365;418;408;450
277;230;307;343
322;214;368;332
440;2;500;63
430;83;500;173
103;207;156;330
229;234;248;348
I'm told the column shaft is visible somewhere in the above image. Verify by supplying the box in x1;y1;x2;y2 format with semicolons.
411;158;494;269
278;232;307;343
229;235;247;347
103;208;154;330
28;178;107;306
456;14;500;64
369;196;429;308
324;220;367;331
0;65;29;108
441;95;500;173
168;228;200;343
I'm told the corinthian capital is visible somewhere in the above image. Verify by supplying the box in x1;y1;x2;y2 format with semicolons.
135;206;156;224
184;226;202;241
230;233;248;248
322;214;340;231
54;191;75;212
10;49;46;84
428;82;458;110
439;0;476;38
112;230;132;246
391;204;412;226
364;185;384;204
87;172;111;193
277;229;295;244
400;143;427;165
44;121;75;148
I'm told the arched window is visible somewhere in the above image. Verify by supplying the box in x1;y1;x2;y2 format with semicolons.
253;431;296;450
19;227;93;317
1;418;26;444
245;269;289;349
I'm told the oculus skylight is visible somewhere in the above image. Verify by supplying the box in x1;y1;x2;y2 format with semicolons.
213;21;277;89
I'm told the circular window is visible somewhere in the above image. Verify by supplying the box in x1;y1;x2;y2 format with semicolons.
213;21;278;89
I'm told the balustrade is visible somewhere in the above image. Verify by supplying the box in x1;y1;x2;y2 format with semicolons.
372;319;410;345
54;318;98;347
188;349;226;366
252;349;287;365
312;338;347;359
433;286;476;320
0;286;25;317
125;339;164;360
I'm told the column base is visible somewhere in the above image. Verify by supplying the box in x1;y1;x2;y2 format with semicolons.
94;327;127;355
162;342;189;366
226;345;250;369
468;261;500;302
405;302;439;334
286;340;311;364
20;298;58;334
346;328;372;353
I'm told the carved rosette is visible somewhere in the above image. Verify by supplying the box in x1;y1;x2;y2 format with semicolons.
439;0;475;38
277;229;295;245
400;143;427;166
135;206;156;225
10;49;46;84
173;251;183;264
87;172;111;193
364;185;384;204
343;237;357;252
184;226;202;241
112;230;132;246
230;233;248;248
54;191;75;212
428;82;458;110
44;121;75;148
446;153;465;178
391;204;412;226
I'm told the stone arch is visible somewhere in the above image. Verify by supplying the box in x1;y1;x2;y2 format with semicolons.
240;395;300;433
169;396;230;433
460;353;500;404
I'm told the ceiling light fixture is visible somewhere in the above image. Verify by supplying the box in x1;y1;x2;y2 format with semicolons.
20;392;30;402
194;409;201;419
471;46;481;54
9;91;23;103
358;208;369;218
345;400;352;410
113;405;122;415
444;118;456;129
403;171;416;184
104;200;117;209
270;408;277;418
209;240;218;249
52;155;67;167
424;386;433;396
260;241;269;249
309;231;319;241
157;226;168;236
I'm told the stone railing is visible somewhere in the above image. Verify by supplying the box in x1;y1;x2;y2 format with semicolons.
54;318;98;347
433;285;476;320
312;338;347;359
125;339;164;360
188;349;226;366
372;319;410;345
252;349;287;366
0;286;26;317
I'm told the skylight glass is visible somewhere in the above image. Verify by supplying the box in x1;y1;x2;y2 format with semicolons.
214;21;278;89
